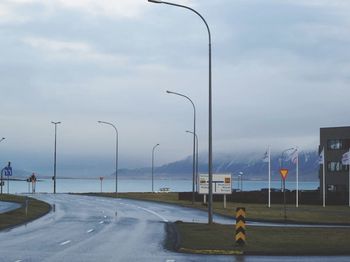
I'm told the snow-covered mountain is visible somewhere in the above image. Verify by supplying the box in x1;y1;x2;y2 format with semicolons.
9;151;319;181
117;150;319;181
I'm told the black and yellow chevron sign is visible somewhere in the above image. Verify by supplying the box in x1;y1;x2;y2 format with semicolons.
235;207;246;246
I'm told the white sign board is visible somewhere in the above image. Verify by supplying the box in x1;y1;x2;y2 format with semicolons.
198;173;232;195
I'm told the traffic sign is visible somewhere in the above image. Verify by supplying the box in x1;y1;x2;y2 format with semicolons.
198;174;232;195
2;166;12;177
279;168;288;180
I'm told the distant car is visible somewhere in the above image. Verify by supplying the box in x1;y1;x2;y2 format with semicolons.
159;187;170;193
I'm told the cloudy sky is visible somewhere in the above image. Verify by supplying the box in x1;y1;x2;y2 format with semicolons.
0;0;350;176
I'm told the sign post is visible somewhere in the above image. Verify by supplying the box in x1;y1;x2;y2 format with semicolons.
235;207;246;246
30;173;37;194
279;168;288;221
100;177;104;193
1;162;12;194
198;174;232;208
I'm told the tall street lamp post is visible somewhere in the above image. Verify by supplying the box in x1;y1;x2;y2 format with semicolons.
167;90;196;203
152;143;160;193
98;121;119;196
186;130;198;192
148;0;213;224
51;121;61;194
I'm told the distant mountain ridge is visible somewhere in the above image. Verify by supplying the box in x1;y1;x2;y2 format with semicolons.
118;151;319;181
10;151;319;181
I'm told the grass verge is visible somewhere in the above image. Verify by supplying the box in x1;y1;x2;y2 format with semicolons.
0;194;51;231
79;192;350;225
173;221;350;255
79;192;350;255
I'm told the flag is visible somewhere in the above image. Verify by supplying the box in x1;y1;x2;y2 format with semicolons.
262;150;269;162
291;149;298;164
285;148;297;163
304;153;309;163
318;149;324;164
342;151;350;165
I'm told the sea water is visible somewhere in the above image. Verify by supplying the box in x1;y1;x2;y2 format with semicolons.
2;178;319;194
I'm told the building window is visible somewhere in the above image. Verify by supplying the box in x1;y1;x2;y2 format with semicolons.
327;161;349;172
327;139;343;150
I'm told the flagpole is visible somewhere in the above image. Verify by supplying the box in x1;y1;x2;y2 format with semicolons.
296;148;299;208
323;147;325;208
268;146;271;208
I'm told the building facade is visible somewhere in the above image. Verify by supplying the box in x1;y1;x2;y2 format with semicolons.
319;126;350;199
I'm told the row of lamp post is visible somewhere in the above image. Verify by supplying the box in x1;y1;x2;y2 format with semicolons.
50;121;119;196
148;0;213;224
39;0;214;224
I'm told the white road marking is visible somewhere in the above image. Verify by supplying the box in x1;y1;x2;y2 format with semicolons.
139;207;168;222
87;229;94;233
121;202;168;222
103;215;107;218
14;260;22;262
166;260;175;262
99;221;104;224
59;240;71;246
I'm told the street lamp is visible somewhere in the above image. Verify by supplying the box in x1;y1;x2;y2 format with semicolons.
186;130;198;192
167;90;196;203
239;171;243;191
148;0;213;224
98;121;119;196
51;121;61;194
152;143;160;192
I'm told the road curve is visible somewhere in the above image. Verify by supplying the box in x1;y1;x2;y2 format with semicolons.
0;194;349;262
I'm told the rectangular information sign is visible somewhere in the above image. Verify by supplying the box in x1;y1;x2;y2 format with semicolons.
198;173;232;195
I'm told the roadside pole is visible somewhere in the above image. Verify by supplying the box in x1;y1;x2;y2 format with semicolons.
268;146;271;208
322;148;325;207
25;197;29;216
279;168;288;222
100;177;104;193
296;148;299;208
0;170;2;194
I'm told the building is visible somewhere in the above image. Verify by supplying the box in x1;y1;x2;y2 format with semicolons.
319;126;350;202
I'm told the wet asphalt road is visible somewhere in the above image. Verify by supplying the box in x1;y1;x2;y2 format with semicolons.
0;194;349;262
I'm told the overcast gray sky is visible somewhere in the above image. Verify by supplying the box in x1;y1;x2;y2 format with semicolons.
1;0;350;175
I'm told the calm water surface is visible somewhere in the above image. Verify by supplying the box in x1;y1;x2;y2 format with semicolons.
4;178;319;194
